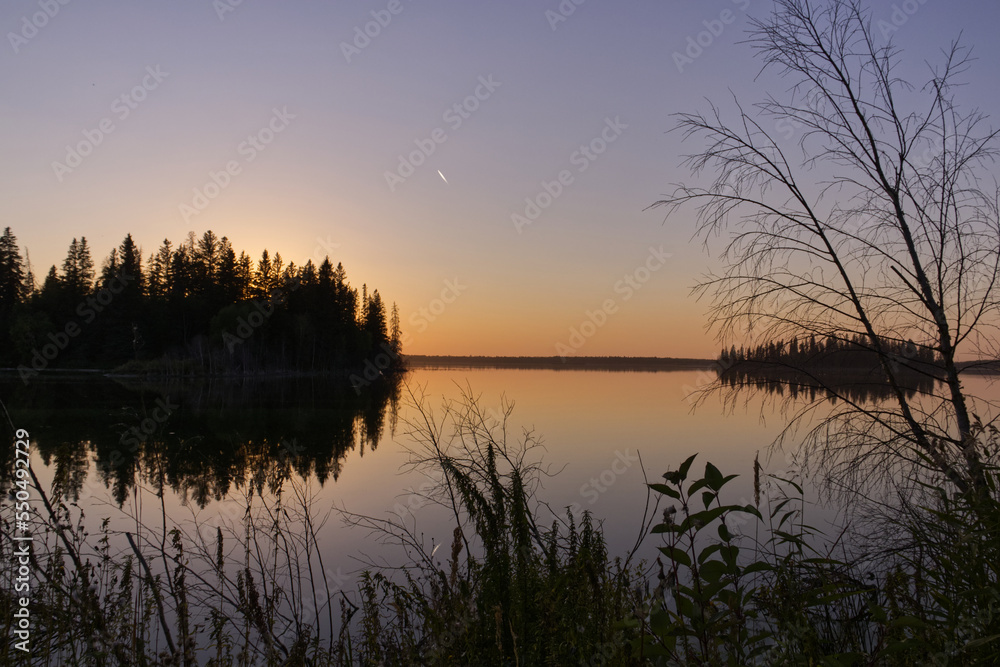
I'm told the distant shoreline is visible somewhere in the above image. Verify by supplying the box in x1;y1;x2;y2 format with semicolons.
3;356;995;377
401;355;719;372
0;357;718;379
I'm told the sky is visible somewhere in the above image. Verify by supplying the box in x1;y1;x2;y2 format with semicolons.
3;0;1000;358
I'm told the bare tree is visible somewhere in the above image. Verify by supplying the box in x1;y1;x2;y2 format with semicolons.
656;0;1000;495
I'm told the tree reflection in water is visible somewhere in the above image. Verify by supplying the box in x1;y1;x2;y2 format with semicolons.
0;372;402;507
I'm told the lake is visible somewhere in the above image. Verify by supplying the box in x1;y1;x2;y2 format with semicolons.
4;366;780;566
4;363;999;649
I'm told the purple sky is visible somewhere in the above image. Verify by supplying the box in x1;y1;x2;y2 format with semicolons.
3;0;999;356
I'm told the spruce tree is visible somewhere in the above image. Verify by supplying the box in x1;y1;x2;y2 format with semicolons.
0;227;26;309
390;303;402;356
118;233;144;294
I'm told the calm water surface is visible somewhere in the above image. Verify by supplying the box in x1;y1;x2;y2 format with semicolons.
6;366;1000;603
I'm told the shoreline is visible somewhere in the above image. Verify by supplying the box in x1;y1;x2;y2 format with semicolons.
402;355;719;371
3;355;995;377
0;356;720;378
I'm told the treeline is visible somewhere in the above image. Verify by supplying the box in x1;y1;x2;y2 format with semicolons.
0;227;404;376
406;355;716;371
720;333;939;369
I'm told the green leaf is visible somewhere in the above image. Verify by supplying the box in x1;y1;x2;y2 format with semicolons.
648;483;681;499
705;462;724;491
889;615;931;630
742;561;772;575
719;544;739;567
658;545;691;567
677;596;695;619
641;643;675;657
770;475;803;495
678;454;698;480
698;543;723;564
718;522;732;542
964;634;1000;649
770;498;793;518
821;652;866;666
649;609;674;636
701;580;727;600
699;559;728;584
702;491;717;509
651;523;681;534
688;478;709;496
686;506;728;529
879;640;923;656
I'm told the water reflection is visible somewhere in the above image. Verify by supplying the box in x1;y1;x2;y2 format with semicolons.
718;364;938;404
0;373;401;507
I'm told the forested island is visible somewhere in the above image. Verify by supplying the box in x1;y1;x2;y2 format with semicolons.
717;334;943;401
0;227;405;379
719;334;939;370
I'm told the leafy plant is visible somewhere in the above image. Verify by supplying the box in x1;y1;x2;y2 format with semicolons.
636;454;769;664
